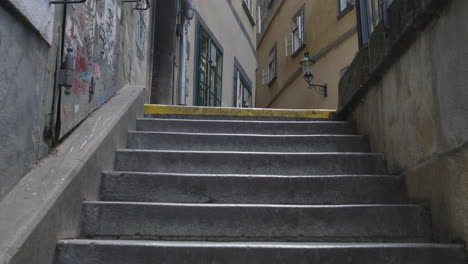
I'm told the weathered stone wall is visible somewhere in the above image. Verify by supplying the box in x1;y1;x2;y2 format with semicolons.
340;0;468;243
0;85;144;264
0;1;153;201
0;2;60;201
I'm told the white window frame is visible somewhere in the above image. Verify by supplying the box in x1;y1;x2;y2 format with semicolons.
242;0;256;26
262;45;277;85
285;8;305;57
339;0;355;13
243;0;254;15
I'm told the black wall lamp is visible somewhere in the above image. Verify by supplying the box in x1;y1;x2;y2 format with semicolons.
300;52;327;97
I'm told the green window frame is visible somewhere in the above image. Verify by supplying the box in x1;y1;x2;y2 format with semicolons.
195;24;223;107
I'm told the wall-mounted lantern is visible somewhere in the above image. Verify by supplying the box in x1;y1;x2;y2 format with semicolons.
300;52;327;97
184;0;195;20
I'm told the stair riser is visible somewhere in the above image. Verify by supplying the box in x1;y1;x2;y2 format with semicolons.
100;173;406;204
136;119;356;135
81;203;431;242
127;133;370;152
114;151;386;175
56;242;467;264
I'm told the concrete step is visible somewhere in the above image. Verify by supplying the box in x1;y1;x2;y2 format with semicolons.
56;240;467;264
81;202;430;242
100;172;406;204
144;113;336;121
114;150;386;175
136;118;356;135
127;132;370;152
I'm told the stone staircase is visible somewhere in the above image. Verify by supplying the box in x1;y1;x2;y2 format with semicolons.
55;111;466;263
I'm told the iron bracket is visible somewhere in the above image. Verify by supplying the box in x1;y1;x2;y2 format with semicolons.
306;80;328;98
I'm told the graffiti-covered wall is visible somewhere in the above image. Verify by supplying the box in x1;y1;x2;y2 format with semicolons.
60;0;151;137
0;0;153;201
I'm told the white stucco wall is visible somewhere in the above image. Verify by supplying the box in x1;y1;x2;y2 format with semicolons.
7;0;55;44
186;0;257;107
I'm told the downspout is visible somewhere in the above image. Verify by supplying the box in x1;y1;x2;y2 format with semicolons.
178;0;194;105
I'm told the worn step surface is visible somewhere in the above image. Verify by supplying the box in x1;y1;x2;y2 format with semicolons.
114;150;386;175
81;202;430;242
136;118;356;135
100;172;406;204
56;240;467;264
127;132;370;152
54;108;467;263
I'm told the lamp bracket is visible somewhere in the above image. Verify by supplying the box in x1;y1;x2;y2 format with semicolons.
305;80;327;97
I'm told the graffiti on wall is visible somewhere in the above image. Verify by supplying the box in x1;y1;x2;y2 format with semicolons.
60;0;122;138
135;11;147;58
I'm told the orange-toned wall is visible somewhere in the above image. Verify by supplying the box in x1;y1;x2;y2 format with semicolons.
256;0;358;109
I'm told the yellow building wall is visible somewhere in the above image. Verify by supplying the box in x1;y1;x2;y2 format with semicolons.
256;0;358;109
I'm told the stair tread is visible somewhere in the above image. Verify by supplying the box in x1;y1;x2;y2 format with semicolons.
114;149;386;175
59;239;464;249
144;113;336;121
116;149;382;155
102;171;399;178
100;171;406;204
128;131;365;137
136;118;357;135
56;239;465;263
138;118;350;124
84;201;420;207
81;201;430;242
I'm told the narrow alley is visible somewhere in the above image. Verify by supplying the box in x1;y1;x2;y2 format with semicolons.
0;0;467;263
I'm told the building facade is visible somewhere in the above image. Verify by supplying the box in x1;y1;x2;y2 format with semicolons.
150;0;258;108
185;0;257;108
256;0;358;109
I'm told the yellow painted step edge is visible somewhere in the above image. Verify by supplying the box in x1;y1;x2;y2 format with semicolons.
144;104;335;119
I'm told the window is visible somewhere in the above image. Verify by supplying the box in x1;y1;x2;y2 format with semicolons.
196;26;223;107
243;0;253;14
292;8;305;52
262;45;277;85
235;70;253;108
242;0;256;26
285;8;305;56
268;0;274;8
339;0;355;15
268;45;277;83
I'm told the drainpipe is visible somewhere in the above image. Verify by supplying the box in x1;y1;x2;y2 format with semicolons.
178;0;194;105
